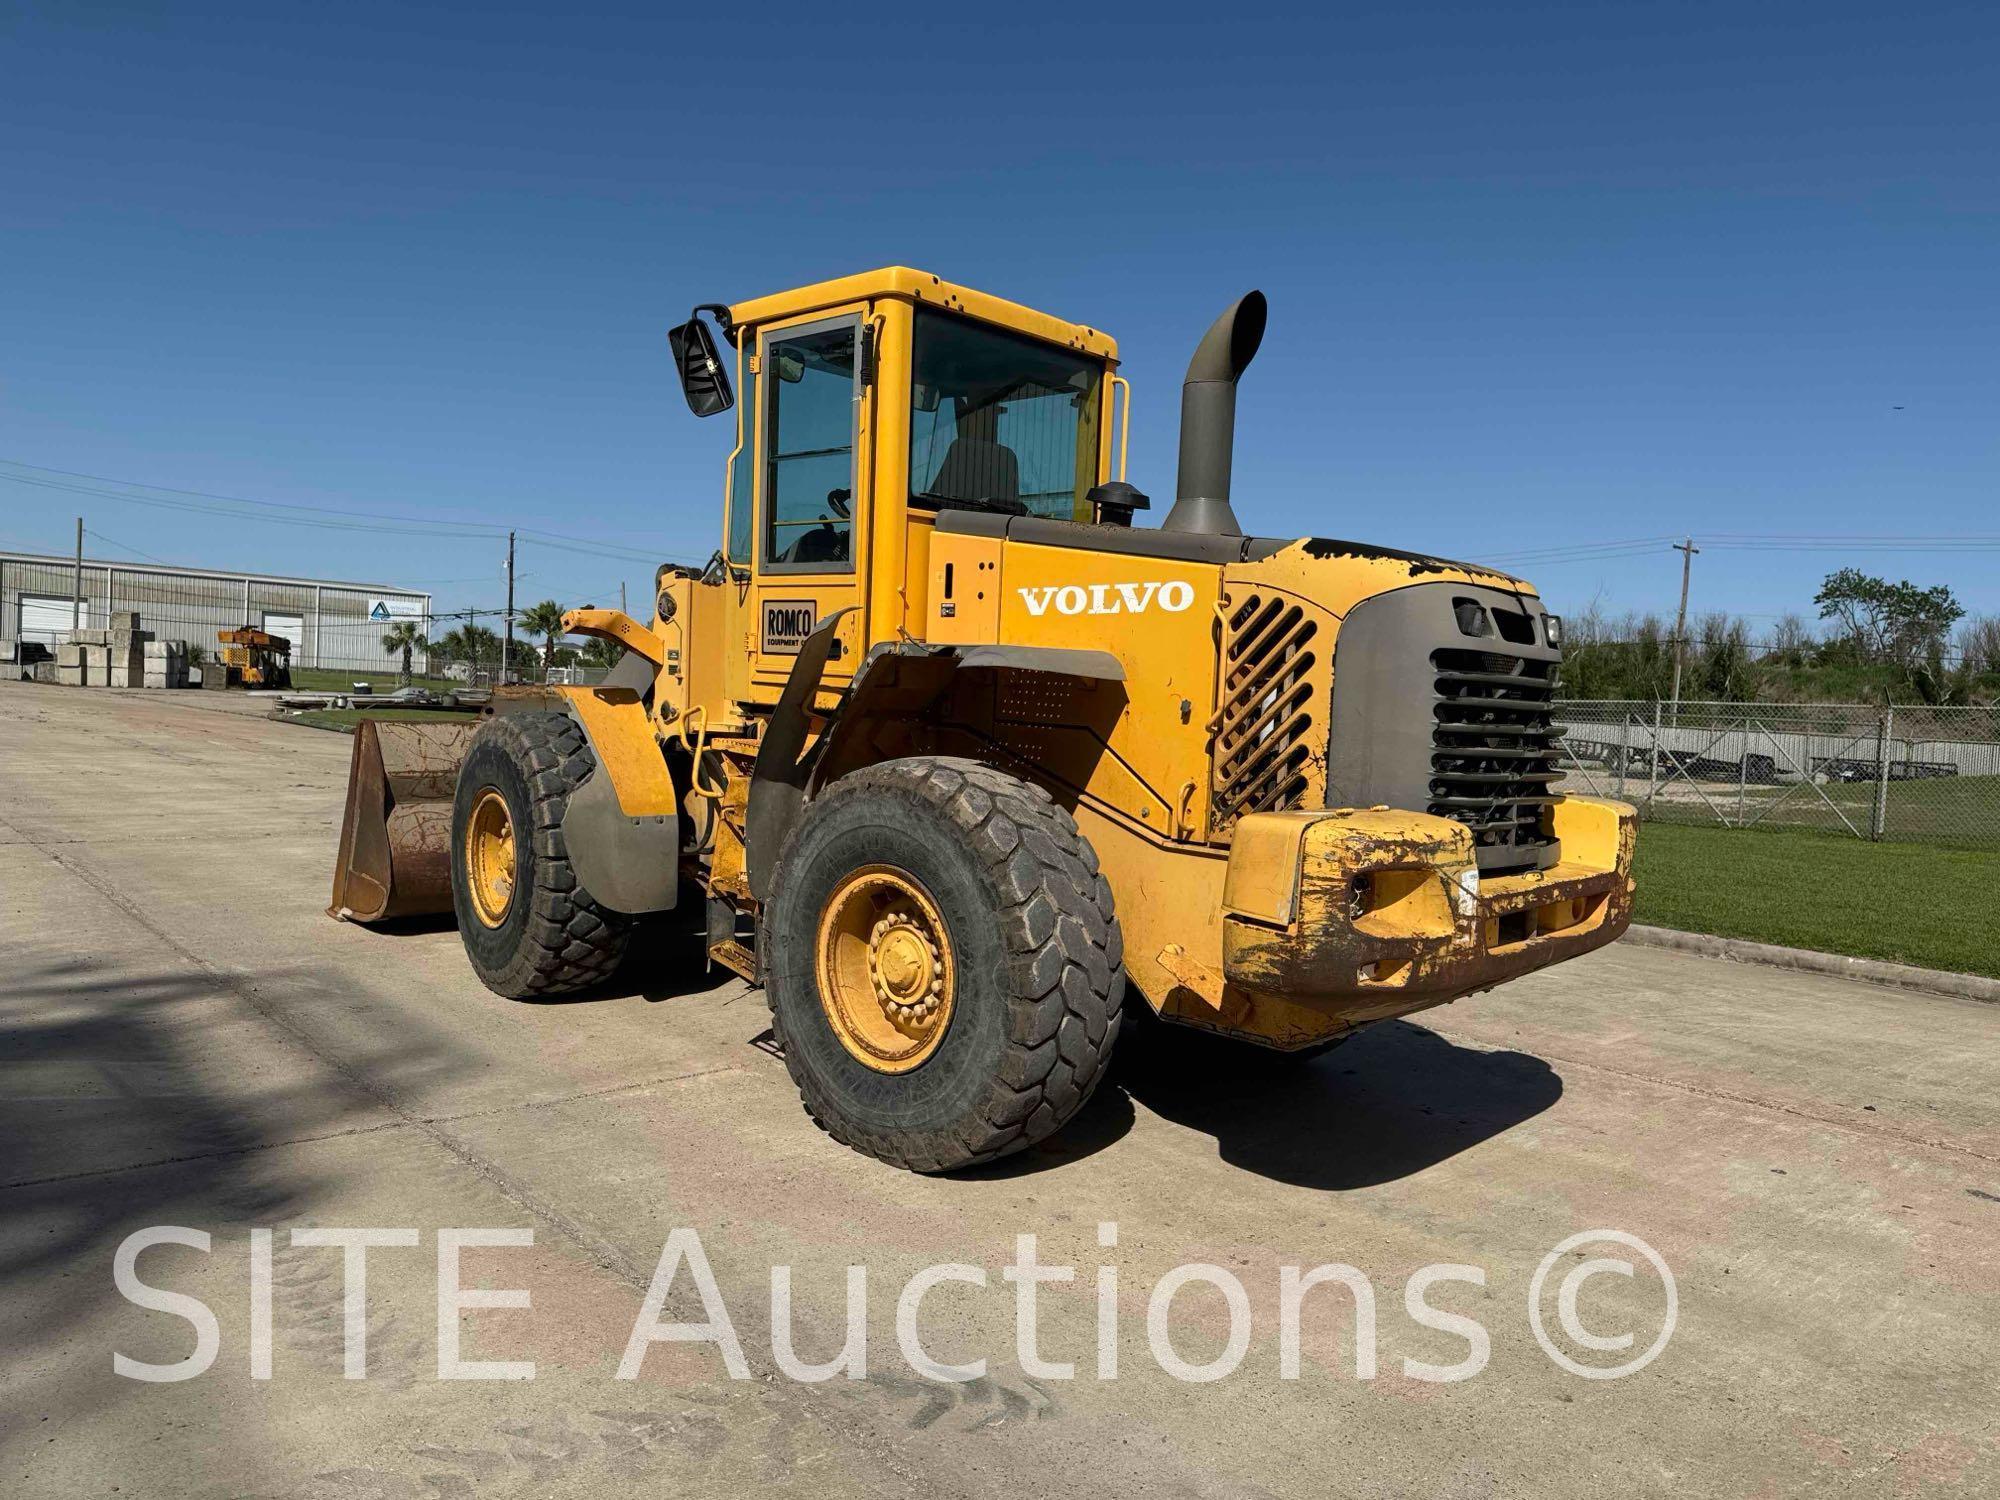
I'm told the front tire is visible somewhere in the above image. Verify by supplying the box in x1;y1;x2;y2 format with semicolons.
764;757;1123;1172
450;712;633;998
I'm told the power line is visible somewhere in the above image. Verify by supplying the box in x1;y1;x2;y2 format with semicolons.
1483;535;1680;562
1477;532;2000;575
0;457;696;565
82;526;182;568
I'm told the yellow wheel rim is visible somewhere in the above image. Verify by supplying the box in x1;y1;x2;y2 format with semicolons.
465;788;517;929
815;865;956;1073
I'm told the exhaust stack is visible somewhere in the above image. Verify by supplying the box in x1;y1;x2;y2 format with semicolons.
1162;290;1267;537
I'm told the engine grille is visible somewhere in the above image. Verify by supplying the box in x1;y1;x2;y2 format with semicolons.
1210;590;1321;831
1429;646;1560;863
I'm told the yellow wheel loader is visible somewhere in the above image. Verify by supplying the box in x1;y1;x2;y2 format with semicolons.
329;267;1637;1172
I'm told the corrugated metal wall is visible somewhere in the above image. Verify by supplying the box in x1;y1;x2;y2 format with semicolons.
1;554;428;672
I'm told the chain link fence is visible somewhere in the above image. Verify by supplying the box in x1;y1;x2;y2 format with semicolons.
3;552;611;691
1554;700;2000;848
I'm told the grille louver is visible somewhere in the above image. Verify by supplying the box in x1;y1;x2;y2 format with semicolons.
1211;591;1320;831
1430;646;1560;861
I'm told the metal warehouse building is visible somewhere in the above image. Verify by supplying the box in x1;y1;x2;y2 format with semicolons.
1;550;431;674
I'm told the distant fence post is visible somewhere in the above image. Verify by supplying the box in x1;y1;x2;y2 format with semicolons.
1646;700;1662;806
1871;707;1893;842
1616;712;1630;800
1737;718;1749;827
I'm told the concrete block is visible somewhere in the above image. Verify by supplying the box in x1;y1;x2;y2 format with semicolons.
65;627;110;646
58;664;86;686
32;660;58;683
111;611;141;632
143;640;170;659
57;642;84;667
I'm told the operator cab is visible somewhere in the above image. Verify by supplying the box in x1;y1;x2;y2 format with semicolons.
667;267;1139;559
666;268;1137;699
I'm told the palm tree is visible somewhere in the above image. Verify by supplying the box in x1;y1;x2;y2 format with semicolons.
436;624;498;683
380;620;427;684
462;624;500;665
579;635;622;672
434;626;466;680
519;600;568;682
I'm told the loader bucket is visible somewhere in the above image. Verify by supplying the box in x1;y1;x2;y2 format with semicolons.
327;718;481;924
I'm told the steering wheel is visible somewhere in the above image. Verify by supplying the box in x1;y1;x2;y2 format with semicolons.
826;487;852;518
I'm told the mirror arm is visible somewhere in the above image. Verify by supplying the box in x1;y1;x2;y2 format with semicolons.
693;302;739;345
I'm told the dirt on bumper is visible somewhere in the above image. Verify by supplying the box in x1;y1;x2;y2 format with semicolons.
1163;798;1636;1051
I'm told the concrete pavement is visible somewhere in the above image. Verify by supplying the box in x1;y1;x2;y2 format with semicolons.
3;676;1996;1498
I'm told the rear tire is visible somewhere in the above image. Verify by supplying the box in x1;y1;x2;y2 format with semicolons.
450;712;633;998
764;757;1123;1173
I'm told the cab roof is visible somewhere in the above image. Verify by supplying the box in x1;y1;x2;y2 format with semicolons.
726;266;1119;361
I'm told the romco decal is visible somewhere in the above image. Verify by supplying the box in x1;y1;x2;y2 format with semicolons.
760;599;818;654
1016;581;1197;618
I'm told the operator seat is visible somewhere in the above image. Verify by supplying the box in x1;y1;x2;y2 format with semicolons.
788;521;849;565
931;436;1020;506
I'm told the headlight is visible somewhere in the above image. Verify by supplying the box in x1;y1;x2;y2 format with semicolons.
1543;614;1563;649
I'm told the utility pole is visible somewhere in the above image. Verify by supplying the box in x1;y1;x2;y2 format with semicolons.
71;516;84;629
619;580;627;617
1667;537;1699;723
503;531;517;686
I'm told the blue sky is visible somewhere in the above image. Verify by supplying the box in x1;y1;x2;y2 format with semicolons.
3;2;1995;637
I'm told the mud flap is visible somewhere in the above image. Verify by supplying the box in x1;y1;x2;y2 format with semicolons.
746;606;854;902
327;719;480;923
561;752;679;914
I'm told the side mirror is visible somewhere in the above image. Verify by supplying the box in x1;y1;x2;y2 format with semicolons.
668;314;734;417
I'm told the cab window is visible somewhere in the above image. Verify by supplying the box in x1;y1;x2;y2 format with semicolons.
763;320;857;570
726;348;759;565
908;310;1102;521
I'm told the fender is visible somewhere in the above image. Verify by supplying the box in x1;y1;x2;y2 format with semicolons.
551;684;679;914
744;628;1127;901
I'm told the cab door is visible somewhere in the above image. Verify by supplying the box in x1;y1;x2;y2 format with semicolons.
746;307;870;700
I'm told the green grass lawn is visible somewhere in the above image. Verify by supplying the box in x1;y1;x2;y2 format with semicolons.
1632;820;2000;978
281;707;477;734
289;667;464;693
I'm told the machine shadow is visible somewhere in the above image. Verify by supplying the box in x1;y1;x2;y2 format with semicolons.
604;924;1556;1187
955;1082;1137;1179
1114;1010;1563;1191
361;910;460;937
